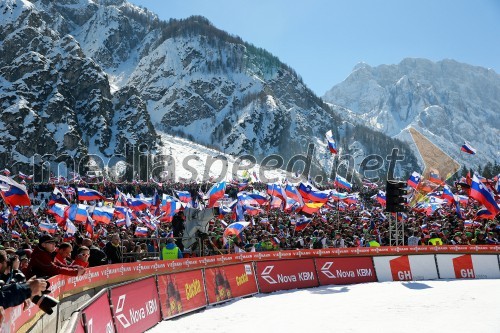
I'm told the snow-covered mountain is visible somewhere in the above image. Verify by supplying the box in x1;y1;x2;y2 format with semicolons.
323;58;500;170
0;0;418;180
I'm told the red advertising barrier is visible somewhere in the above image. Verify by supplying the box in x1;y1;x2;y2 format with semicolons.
80;290;115;333
315;257;377;285
255;259;318;293
205;263;258;304
157;270;207;320
109;277;161;333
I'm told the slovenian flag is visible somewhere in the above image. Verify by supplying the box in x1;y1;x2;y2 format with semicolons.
429;170;444;185
461;141;476;155
376;191;386;206
294;216;312;232
161;195;182;216
0;175;31;206
334;175;352;191
325;130;338;154
78;187;105;202
237;192;261;207
207;181;226;208
441;185;455;204
48;187;70;206
470;175;499;216
407;172;421;189
297;183;330;203
266;183;288;203
475;207;496;220
12;230;21;239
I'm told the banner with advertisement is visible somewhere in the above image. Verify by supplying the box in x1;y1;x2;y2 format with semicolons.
373;255;438;282
205;263;258;304
315;257;377;285
109;277;161;333
157;270;207;320
80;290;115;333
435;254;500;279
255;259;318;293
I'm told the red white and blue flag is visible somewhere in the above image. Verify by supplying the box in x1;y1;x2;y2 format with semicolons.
325;130;338;154
48;187;70;206
77;187;105;202
470;175;500;216
223;221;250;242
175;190;192;204
376;191;386;206
39;222;58;234
429;170;444;185
297;183;329;203
92;206;114;224
407;172;421;189
334;175;352;191
12;230;21;239
266;183;288;203
48;203;69;224
0;175;31;206
441;185;455;204
461;141;476;155
475;207;496;220
294;216;312;232
126;197;151;211
285;184;303;204
134;226;149;237
207;181;226;208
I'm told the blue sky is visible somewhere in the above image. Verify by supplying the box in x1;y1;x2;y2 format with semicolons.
128;0;500;96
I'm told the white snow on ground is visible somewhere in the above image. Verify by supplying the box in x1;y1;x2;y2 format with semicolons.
148;279;500;333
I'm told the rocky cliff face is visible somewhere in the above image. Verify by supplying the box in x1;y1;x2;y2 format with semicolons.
323;58;500;169
1;0;417;180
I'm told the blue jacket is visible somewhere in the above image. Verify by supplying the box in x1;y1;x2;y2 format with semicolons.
0;282;32;309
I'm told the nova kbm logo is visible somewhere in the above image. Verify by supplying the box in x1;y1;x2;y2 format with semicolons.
115;294;158;328
320;262;336;279
261;265;277;284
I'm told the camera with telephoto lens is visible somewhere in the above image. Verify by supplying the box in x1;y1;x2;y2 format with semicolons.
31;279;59;315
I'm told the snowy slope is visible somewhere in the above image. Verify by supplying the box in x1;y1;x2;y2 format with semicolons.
148;279;500;333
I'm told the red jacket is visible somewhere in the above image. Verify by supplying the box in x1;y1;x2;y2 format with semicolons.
27;246;80;279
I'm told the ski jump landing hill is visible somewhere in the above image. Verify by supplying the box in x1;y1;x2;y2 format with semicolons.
4;245;500;333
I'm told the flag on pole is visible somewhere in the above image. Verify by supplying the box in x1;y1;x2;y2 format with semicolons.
325;130;338;154
461;141;476;155
0;175;31;206
206;181;226;208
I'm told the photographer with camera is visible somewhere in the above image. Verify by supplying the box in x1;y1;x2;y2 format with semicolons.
27;235;86;279
0;250;48;310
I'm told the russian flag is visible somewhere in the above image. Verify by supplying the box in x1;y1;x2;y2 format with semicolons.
175;190;192;204
334;175;352;191
39;222;58;234
247;192;268;205
161;195;182;216
461;141;476;155
207;181;226;208
470;174;500;216
407;171;421;189
266;183;288;203
77;187;105;202
65;219;77;236
115;219;126;228
0;175;31;206
325;130;338;154
297;183;329;203
92;206;114;224
134;226;149;237
343;194;359;205
294;216;311;232
223;221;250;240
376;191;386;206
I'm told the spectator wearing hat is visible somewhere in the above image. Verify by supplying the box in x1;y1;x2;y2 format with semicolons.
162;238;183;260
27;235;86;279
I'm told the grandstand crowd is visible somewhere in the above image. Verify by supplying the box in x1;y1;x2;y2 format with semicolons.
0;173;498;280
